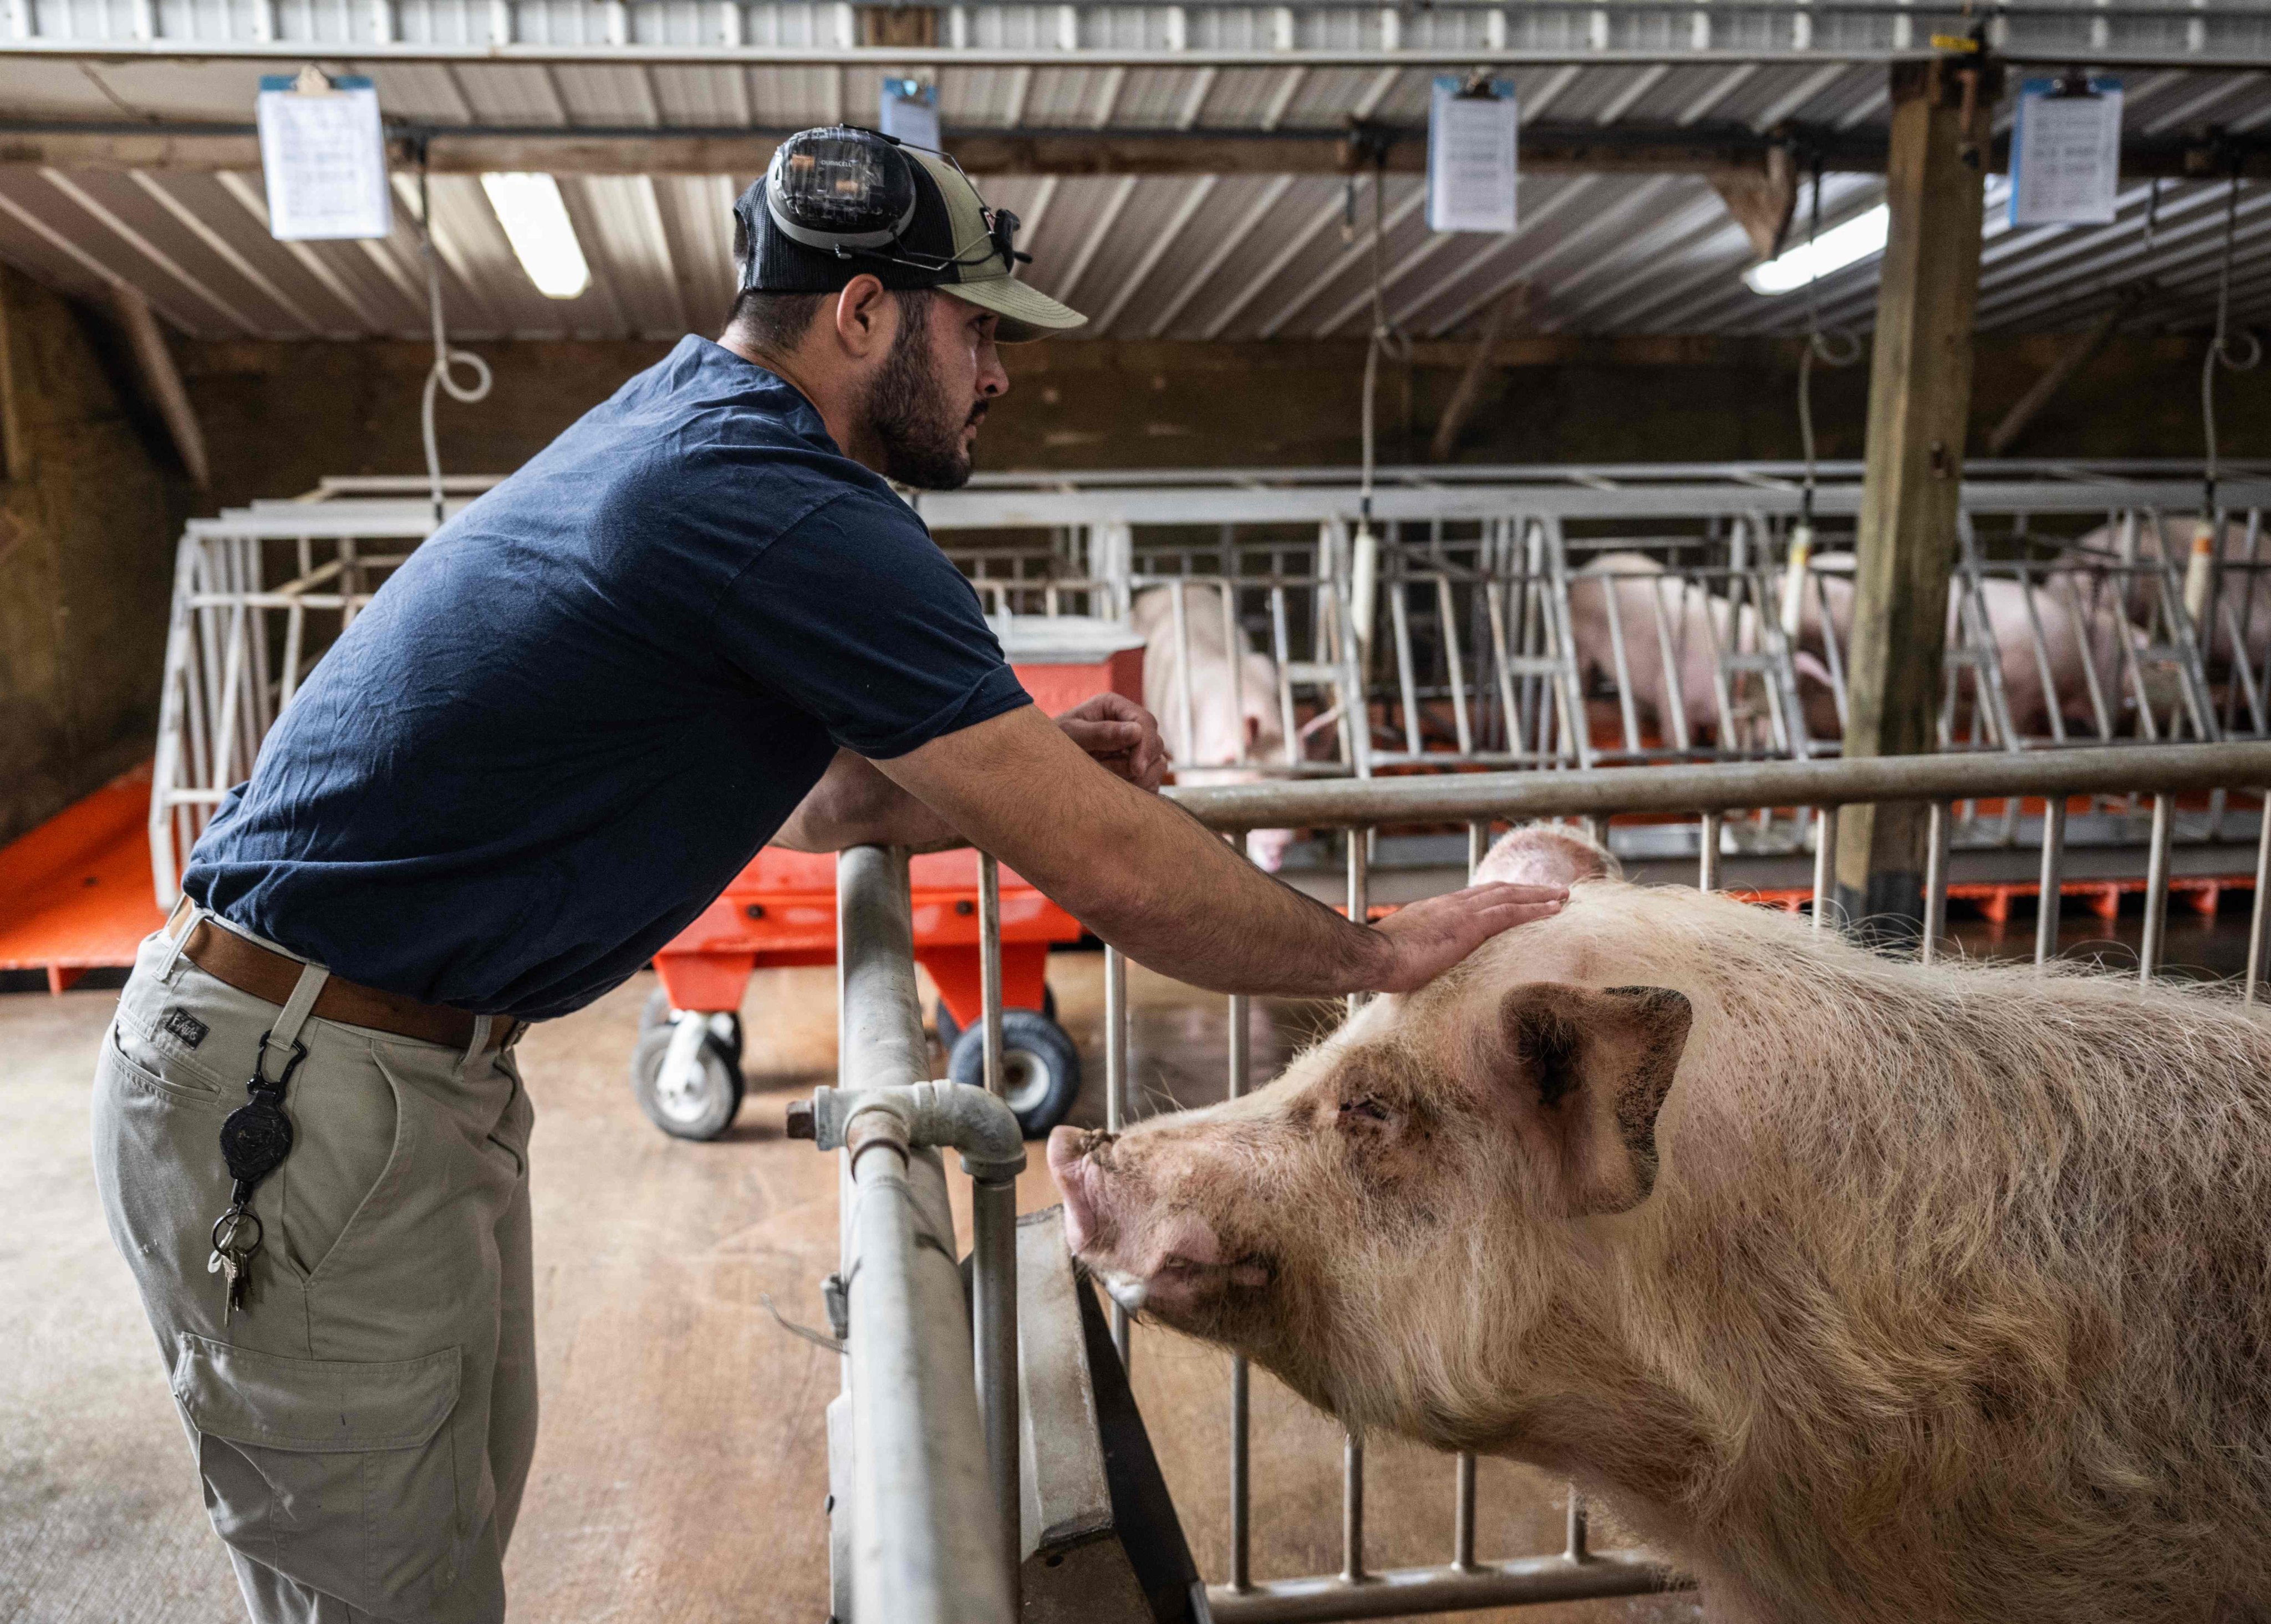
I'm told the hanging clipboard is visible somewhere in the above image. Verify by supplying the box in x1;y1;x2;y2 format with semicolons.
1427;75;1519;236
255;67;394;242
2010;75;2124;228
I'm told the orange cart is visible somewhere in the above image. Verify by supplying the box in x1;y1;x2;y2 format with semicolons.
630;621;1144;1141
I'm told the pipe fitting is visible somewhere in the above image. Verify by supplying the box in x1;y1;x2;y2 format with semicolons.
804;1081;1028;1184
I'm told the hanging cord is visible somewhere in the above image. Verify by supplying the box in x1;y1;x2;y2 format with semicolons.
2202;166;2262;525
2186;165;2263;622
416;155;492;525
1357;152;1409;532
1783;160;1863;639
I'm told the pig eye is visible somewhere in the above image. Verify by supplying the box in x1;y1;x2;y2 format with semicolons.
1339;1097;1392;1124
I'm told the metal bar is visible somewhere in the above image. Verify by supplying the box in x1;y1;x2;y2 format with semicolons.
1206;1549;1674;1624
2035;796;2068;967
1437;574;1475;758
1104;943;1131;1368
1698;812;1722;892
1226;908;1253;1596
2140;791;2173;981
1812;805;1837;933
979;854;1004;1101
4;34;2259;73
1452;1453;1477;1572
2249;793;2271;1007
1390;580;1423;756
1467;819;1490;878
1341;1433;1365;1585
1347;832;1369;1016
1165;742;2271;831
834;846;1012;1624
1565;1489;1589;1561
971;852;1018;1610
1922;802;1950;965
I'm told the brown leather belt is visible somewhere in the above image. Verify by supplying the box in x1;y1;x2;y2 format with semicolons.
167;902;519;1052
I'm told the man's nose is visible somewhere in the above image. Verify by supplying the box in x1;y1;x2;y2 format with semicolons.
978;350;1009;399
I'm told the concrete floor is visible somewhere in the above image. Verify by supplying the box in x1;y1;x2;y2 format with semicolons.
0;950;1708;1624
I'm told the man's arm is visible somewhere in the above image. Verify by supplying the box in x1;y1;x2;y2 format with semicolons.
772;749;963;852
874;705;1563;997
773;694;1170;853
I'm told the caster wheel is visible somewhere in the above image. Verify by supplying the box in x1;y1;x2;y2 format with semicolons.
934;983;1056;1052
630;1015;745;1141
642;987;741;1064
946;1008;1081;1138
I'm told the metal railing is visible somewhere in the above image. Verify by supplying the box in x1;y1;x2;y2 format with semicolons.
793;846;1027;1624
922;472;2271;781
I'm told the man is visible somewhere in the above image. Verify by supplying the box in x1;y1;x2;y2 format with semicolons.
92;127;1565;1623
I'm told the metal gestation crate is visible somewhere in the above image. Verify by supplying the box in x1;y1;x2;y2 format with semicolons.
804;739;2271;1624
912;462;2271;788
148;465;2271;903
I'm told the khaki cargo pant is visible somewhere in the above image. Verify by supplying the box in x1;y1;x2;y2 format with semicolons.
91;915;537;1623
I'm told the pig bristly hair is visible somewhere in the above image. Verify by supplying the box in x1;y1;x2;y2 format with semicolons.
1073;848;2271;1624
1429;879;2271;1623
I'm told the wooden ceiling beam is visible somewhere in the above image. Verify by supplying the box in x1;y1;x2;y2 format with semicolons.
1;119;2263;181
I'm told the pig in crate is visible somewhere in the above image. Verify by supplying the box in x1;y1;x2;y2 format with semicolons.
1050;824;2271;1623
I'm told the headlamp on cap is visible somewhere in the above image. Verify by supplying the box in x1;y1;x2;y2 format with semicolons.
764;126;920;253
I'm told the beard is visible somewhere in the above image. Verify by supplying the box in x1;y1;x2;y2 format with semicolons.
861;291;984;491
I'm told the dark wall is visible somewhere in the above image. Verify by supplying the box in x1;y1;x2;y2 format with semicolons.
3;321;2255;849
180;330;2267;513
0;270;191;848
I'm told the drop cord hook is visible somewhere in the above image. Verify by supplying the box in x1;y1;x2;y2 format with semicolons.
415;147;492;526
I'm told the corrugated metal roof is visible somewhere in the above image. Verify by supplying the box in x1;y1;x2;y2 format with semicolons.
0;11;2265;342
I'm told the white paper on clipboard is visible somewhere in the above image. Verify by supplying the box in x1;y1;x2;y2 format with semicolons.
256;73;393;241
1427;76;1519;235
2010;77;2123;227
879;79;941;151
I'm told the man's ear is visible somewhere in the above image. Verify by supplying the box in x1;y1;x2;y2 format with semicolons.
830;274;892;359
1490;983;1692;1217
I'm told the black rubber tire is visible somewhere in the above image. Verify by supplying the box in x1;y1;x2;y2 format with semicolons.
629;1020;746;1141
934;983;1056;1052
641;986;741;1064
946;1008;1082;1138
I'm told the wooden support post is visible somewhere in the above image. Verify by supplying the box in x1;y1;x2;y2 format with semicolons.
1834;55;1999;944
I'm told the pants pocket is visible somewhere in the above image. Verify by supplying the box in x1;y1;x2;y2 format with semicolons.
173;1333;469;1618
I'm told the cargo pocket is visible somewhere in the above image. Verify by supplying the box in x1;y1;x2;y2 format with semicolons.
173;1334;468;1617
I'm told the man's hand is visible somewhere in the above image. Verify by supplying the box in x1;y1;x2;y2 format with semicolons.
1366;883;1566;993
1056;693;1167;791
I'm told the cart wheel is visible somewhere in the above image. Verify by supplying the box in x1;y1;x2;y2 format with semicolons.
630;1017;745;1141
947;1009;1081;1138
642;987;741;1064
934;984;1056;1052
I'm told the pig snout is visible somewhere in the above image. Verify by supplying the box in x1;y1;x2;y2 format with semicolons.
1046;1125;1266;1321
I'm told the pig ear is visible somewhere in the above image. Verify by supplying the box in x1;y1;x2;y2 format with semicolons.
1490;984;1691;1217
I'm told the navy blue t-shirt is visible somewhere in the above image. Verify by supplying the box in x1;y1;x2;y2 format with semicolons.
185;336;1028;1020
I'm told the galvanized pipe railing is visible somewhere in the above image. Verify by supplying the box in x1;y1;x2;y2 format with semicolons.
1134;741;2271;1623
797;846;1025;1624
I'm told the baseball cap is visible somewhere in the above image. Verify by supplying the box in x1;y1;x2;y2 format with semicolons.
732;126;1086;343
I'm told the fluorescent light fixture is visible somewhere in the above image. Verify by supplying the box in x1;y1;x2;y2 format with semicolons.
1744;203;1891;296
480;172;590;300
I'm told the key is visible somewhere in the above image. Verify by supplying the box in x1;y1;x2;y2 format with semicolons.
213;1247;242;1321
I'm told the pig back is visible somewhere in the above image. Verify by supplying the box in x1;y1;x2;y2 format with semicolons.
1491;880;2271;1621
